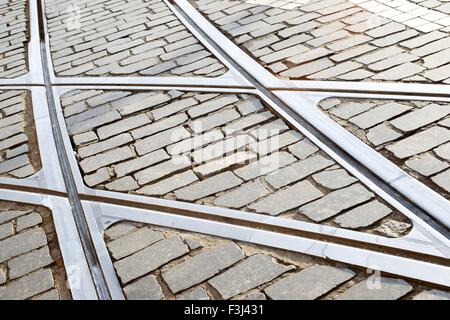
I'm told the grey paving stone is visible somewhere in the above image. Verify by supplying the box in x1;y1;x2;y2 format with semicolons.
16;212;42;232
330;102;375;120
0;228;47;263
372;63;425;81
234;151;296;181
309;61;362;79
107;227;163;260
390;104;450;132
209;254;293;299
300;184;374;222
280;58;335;78
334;200;392;229
79;146;133;174
349;103;412;129
0;154;29;174
387;127;450;159
104;222;137;241
0;222;13;240
194;151;256;177
123;275;164;300
105;176;139;192
189;109;241;134
137;170;199;196
134;155;191;186
114;149;170;178
177;287;210;300
406;154;449;177
251;129;302;155
8;246;53;279
287;139;319;159
367;123;403;147
264;155;334;189
0;268;5;285
413;289;450;300
435;142;450;161
0;269;54;300
73;131;97;146
69;111;122;135
151;97;198;120
84;168;111;187
131;113;188;140
431;169;450;193
97;114;151;140
249;180;323;216
312;169;357;190
248;119;289;141
162;242;244;294
223;111;274;135
134;126;190;156
166;130;224;155
287;47;333;65
337;277;412;300
265;264;355;300
115;236;189;284
0;210;31;225
78;133;133;159
117;93;171;116
238;291;267;300
31;289;60;300
175;171;242;201
214;180;269;209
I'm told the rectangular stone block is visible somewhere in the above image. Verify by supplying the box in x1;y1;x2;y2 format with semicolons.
248;180;323;216
174;171;242;201
208;254;292;299
265;264;355;300
300;184;373;222
114;236;189;284
162;242;244;293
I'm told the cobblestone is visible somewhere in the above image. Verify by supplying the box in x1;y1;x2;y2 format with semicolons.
319;97;450;200
0;202;69;300
300;184;374;222
162;242;244;293
337;277;412;300
105;221;447;300
0;0;29;78
0;91;40;179
264;264;355;300
208;254;293;299
45;0;227;77
64;90;410;235
123;275;164;300
191;0;450;83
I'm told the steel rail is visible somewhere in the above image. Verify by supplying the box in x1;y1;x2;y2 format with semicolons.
35;0;111;300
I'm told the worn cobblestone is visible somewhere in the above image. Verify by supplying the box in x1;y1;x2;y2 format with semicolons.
64;90;411;235
45;0;227;77
104;221;448;300
0;0;29;78
0;91;40;179
319;97;450;200
0;202;70;300
191;0;450;83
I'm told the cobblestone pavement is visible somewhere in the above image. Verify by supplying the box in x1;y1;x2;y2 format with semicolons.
318;98;450;199
0;90;41;179
0;0;29;78
191;0;450;83
62;89;414;237
104;221;450;300
44;0;228;77
0;200;70;300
